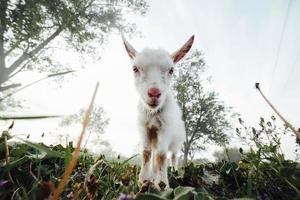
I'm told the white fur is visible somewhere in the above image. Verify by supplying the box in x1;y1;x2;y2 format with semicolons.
137;94;185;186
122;36;194;188
133;48;185;187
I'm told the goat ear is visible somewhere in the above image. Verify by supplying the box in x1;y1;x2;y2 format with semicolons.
122;35;137;60
171;35;194;63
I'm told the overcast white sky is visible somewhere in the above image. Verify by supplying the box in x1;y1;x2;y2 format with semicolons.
1;0;300;159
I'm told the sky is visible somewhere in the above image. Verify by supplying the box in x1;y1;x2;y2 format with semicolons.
1;0;300;160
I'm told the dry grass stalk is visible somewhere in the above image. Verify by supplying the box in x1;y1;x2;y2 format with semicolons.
51;82;99;200
255;83;300;139
4;135;14;184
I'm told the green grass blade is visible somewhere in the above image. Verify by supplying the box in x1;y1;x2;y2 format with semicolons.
16;137;65;158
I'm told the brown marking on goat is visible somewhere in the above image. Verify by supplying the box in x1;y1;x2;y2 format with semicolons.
156;153;166;171
145;116;162;148
142;150;151;166
147;126;158;148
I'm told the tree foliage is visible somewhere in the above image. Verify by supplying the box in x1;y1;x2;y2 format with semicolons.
173;50;234;166
59;106;111;153
213;147;242;163
0;0;148;92
60;106;109;135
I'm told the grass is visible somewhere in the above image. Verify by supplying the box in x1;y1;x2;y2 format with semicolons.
1;119;300;200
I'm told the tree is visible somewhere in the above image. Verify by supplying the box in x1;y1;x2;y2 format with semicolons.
0;0;148;92
213;147;242;163
59;106;110;150
173;50;234;166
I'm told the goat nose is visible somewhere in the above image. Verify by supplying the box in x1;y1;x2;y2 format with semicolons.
148;88;161;98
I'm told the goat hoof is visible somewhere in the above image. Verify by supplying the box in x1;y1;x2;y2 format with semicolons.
158;181;167;191
138;180;152;194
153;181;167;191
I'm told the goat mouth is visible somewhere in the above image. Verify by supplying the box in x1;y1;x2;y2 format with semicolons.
147;100;159;108
148;103;158;108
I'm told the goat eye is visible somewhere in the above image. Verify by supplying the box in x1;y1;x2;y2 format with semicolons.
169;68;174;75
133;66;139;73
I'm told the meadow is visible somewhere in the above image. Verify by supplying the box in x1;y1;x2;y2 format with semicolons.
1;116;299;199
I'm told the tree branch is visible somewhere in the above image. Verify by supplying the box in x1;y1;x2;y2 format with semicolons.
8;47;44;80
0;30;5;84
193;135;202;142
0;83;21;92
8;62;28;80
0;70;75;101
0;0;8;85
6;28;62;77
188;110;203;144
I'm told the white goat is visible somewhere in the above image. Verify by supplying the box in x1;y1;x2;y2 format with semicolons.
122;35;194;189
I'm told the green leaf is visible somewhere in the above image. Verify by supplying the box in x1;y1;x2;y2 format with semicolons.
159;189;173;198
121;154;139;165
174;186;195;200
64;144;72;167
194;192;214;200
27;151;47;159
17;137;64;158
0;156;29;176
174;192;194;200
174;186;195;196
246;172;253;197
135;193;167;200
